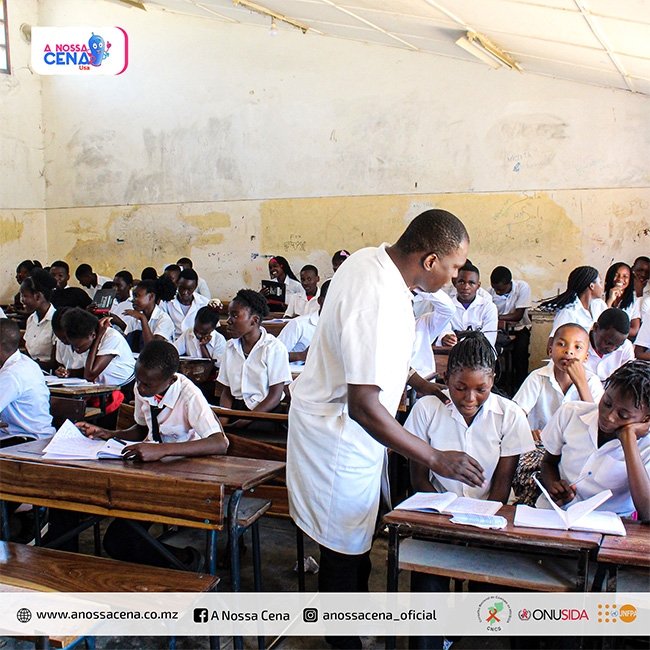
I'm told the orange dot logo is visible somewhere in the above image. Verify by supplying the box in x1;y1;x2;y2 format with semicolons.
619;605;636;623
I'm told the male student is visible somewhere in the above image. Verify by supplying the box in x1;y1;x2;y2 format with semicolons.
177;257;211;299
287;210;485;650
49;261;92;309
75;263;112;299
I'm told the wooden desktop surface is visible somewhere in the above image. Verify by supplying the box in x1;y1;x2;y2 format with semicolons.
0;439;285;530
48;384;121;397
598;519;650;567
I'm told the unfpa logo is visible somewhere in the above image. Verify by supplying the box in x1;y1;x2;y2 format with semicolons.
598;604;637;623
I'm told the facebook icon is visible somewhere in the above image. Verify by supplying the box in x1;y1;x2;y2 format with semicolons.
194;608;209;623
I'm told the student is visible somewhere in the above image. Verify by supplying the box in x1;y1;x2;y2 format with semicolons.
107;271;137;330
284;264;320;318
0;306;5;319
634;315;650;362
52;307;87;377
11;259;42;311
77;340;229;568
122;277;176;349
437;261;498;350
49;261;92;309
174;302;227;364
75;263;112;299
585;308;635;382
489;265;533;389
261;256;304;308
21;270;58;366
218;290;292;427
331;249;351;273
279;280;330;363
63;308;136;387
141;266;158;281
539;360;650;519
161;269;209;339
542;265;606;338
604;262;635;315
632;256;650;300
0;319;55;442
177;257;211;299
163;264;181;286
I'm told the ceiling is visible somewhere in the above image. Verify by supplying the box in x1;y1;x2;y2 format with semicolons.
127;0;650;96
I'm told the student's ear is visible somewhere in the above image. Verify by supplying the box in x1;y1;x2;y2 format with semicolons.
477;280;482;288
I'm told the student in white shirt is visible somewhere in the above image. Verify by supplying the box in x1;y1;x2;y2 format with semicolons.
177;257;211;299
278;280;330;364
539;361;650;520
284;264;320;318
632;256;650;302
51;307;87;376
218;290;292;428
634;315;650;362
261;256;305;311
604;262;635;320
75;263;112;299
585;308;635;381
437;261;498;350
542;265;607;339
21;269;58;367
489;265;533;390
0;306;5;319
161;269;209;339
107;271;138;334
77;340;228;568
0;319;55;442
331;249;351;274
123;277;176;349
174;302;227;365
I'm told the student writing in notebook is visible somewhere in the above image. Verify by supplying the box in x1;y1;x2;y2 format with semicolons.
539;361;650;520
51;307;87;377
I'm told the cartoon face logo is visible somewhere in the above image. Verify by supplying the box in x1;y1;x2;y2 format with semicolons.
88;33;110;66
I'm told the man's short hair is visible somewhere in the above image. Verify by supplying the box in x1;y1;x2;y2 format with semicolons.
50;260;69;273
597;308;630;336
75;263;93;278
395;210;469;259
490;266;512;285
0;319;21;354
138;340;179;379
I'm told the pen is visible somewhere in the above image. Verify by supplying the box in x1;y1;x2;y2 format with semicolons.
572;471;592;485
114;438;129;445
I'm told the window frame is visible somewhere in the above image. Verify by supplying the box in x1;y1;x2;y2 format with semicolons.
0;0;10;75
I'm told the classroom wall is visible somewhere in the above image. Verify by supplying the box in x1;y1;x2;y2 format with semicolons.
2;0;650;303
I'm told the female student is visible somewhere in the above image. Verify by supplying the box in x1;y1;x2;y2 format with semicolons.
51;307;87;376
261;256;304;309
540;361;650;520
585;308;635;381
331;249;351;273
122;277;175;348
107;271;137;332
174;302;227;365
21;269;58;366
217;290;292;427
12;259;42;311
604;262;635;316
542;265;607;338
161;268;209;339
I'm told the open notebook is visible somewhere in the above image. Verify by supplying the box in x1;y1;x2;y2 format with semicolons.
514;476;626;536
395;491;502;516
43;420;127;460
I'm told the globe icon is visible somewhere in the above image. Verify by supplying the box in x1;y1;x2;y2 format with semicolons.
16;608;32;623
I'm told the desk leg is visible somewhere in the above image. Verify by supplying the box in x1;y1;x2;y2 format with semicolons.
605;564;618;593
228;490;244;650
385;524;399;650
576;550;589;592
208;529;218;576
0;500;9;541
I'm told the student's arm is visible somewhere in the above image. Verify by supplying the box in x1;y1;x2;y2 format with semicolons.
539;450;576;506
409;460;437;493
124;309;158;344
109;313;128;331
76;421;148;442
121;433;228;462
483;304;499;348
498;308;525;324
289;349;308;363
348;383;485;487
618;422;650;521
218;383;235;426
487;455;520;504
635;345;650;361
565;359;594;402
83;318;115;382
407;372;449;404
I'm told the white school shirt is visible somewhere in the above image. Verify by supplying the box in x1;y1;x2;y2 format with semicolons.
270;276;305;301
550;297;607;336
174;327;227;364
110;298;139;333
631;296;650;323
513;360;604;431
584;339;635;382
24;304;57;361
287;244;415;555
217;327;292;410
405;392;534;499
162;294;209;339
125;304;175;341
134;373;225;444
55;339;87;370
635;316;650;350
284;287;320;318
540;401;650;516
81;275;112;299
94;327;136;386
410;290;455;378
0;351;55;438
437;291;499;349
0;306;6;319
488;280;532;330
277;311;319;355
196;276;211;300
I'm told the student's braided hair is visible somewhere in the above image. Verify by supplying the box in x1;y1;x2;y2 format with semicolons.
233;289;270;320
604;361;650;411
604;262;634;311
447;331;497;377
539;266;599;311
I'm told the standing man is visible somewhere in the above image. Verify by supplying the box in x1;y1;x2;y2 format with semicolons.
287;210;485;649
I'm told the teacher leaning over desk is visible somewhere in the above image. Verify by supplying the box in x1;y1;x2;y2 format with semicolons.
287;209;487;649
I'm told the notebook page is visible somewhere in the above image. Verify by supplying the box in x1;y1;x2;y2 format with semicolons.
514;504;567;530
566;490;613;528
43;419;105;459
394;492;457;513
444;497;502;516
533;475;569;527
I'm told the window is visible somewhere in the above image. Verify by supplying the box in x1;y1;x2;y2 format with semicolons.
0;0;10;75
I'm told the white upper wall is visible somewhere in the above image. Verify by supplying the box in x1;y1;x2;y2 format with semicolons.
28;0;650;209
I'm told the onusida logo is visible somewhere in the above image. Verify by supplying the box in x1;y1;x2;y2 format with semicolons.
31;27;128;75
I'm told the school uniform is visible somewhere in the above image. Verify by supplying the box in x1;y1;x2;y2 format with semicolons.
284;287;320;318
94;328;136;386
513;360;604;431
488;280;533;330
81;275;112;299
287;243;415;557
161;294;209;339
0;306;6;319
635;316;650;350
278;311;319;357
125;304;175;341
0;350;55;439
217;327;292;409
540;401;650;516
174;327;227;364
196;276;212;300
405;392;534;499
24;304;57;361
632;296;650;324
584;338;635;382
550;297;607;336
55;339;87;370
110;298;139;333
410;290;455;379
437;291;499;349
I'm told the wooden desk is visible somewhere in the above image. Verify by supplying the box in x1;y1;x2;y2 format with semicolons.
432;346;450;380
597;519;650;592
48;383;121;414
0;439;285;590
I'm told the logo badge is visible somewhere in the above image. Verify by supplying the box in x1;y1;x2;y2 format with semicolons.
477;596;512;632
